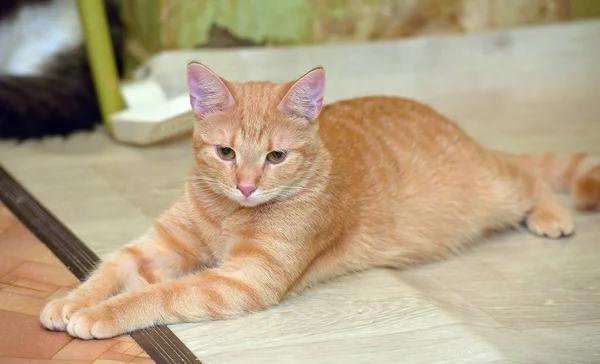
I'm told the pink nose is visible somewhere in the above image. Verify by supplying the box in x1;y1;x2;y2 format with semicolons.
237;185;257;197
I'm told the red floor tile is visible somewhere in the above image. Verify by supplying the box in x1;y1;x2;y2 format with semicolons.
0;225;64;267
114;335;135;343
124;344;144;357
131;358;155;364
98;350;136;362
0;359;91;364
52;339;116;361
0;290;47;316
0;204;156;363
0;283;50;299
11;262;79;287
0;255;23;278
46;287;73;301
0;205;18;232
109;341;134;354
0;310;72;359
1;276;58;293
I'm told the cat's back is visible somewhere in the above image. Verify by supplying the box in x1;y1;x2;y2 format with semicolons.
316;95;493;226
318;95;479;166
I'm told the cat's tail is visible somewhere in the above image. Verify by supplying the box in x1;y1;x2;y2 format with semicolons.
514;153;600;211
0;70;102;140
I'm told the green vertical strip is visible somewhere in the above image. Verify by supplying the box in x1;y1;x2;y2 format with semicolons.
76;0;123;136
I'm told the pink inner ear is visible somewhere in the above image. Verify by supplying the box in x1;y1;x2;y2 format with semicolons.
187;62;234;118
278;67;325;122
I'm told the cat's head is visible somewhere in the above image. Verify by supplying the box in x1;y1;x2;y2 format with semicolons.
186;62;326;207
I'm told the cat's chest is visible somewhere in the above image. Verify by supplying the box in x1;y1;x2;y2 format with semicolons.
0;0;83;74
204;212;263;262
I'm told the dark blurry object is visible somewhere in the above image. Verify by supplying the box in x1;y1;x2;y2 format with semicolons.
0;0;123;140
201;25;263;49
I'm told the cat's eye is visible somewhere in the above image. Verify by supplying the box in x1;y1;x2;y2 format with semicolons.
217;146;236;160
266;151;286;164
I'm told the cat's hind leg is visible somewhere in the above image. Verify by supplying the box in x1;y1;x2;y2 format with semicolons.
500;154;575;238
574;165;600;211
524;180;574;238
506;152;600;238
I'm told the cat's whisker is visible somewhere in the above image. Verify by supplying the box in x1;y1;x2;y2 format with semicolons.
187;176;221;183
187;178;223;186
278;186;322;194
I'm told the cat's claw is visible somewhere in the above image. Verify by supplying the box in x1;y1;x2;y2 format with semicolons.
40;298;89;332
40;302;67;331
67;305;124;340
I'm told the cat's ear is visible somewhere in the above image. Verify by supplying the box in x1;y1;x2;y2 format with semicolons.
187;62;234;119
278;67;325;123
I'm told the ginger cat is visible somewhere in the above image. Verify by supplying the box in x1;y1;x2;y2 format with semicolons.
40;62;600;339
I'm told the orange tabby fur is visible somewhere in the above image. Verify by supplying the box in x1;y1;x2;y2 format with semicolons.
40;63;600;339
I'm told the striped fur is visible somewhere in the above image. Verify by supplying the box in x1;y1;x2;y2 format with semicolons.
40;63;600;339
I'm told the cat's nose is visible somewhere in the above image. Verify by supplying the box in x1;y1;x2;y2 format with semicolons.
237;184;257;197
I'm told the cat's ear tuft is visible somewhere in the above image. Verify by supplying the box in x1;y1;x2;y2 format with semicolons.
187;62;234;119
278;67;325;123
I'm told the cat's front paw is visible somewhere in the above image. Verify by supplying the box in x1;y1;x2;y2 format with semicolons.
40;297;90;332
67;305;125;340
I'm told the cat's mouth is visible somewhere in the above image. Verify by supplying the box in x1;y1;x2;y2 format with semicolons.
237;197;263;207
233;188;267;208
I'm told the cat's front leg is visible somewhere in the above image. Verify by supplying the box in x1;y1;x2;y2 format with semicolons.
65;238;311;339
41;208;212;332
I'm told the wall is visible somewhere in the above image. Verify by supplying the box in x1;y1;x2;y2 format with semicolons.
117;0;600;75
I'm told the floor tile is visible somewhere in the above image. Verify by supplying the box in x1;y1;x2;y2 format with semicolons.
46;287;74;301
0;290;47;316
98;350;136;362
11;261;79;287
52;339;116;361
0;255;23;278
0;359;91;364
131;358;155;364
1;276;58;292
0;205;18;232
123;344;144;356
113;335;135;343
0;283;50;299
0;225;64;267
0;309;72;359
108;341;134;354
